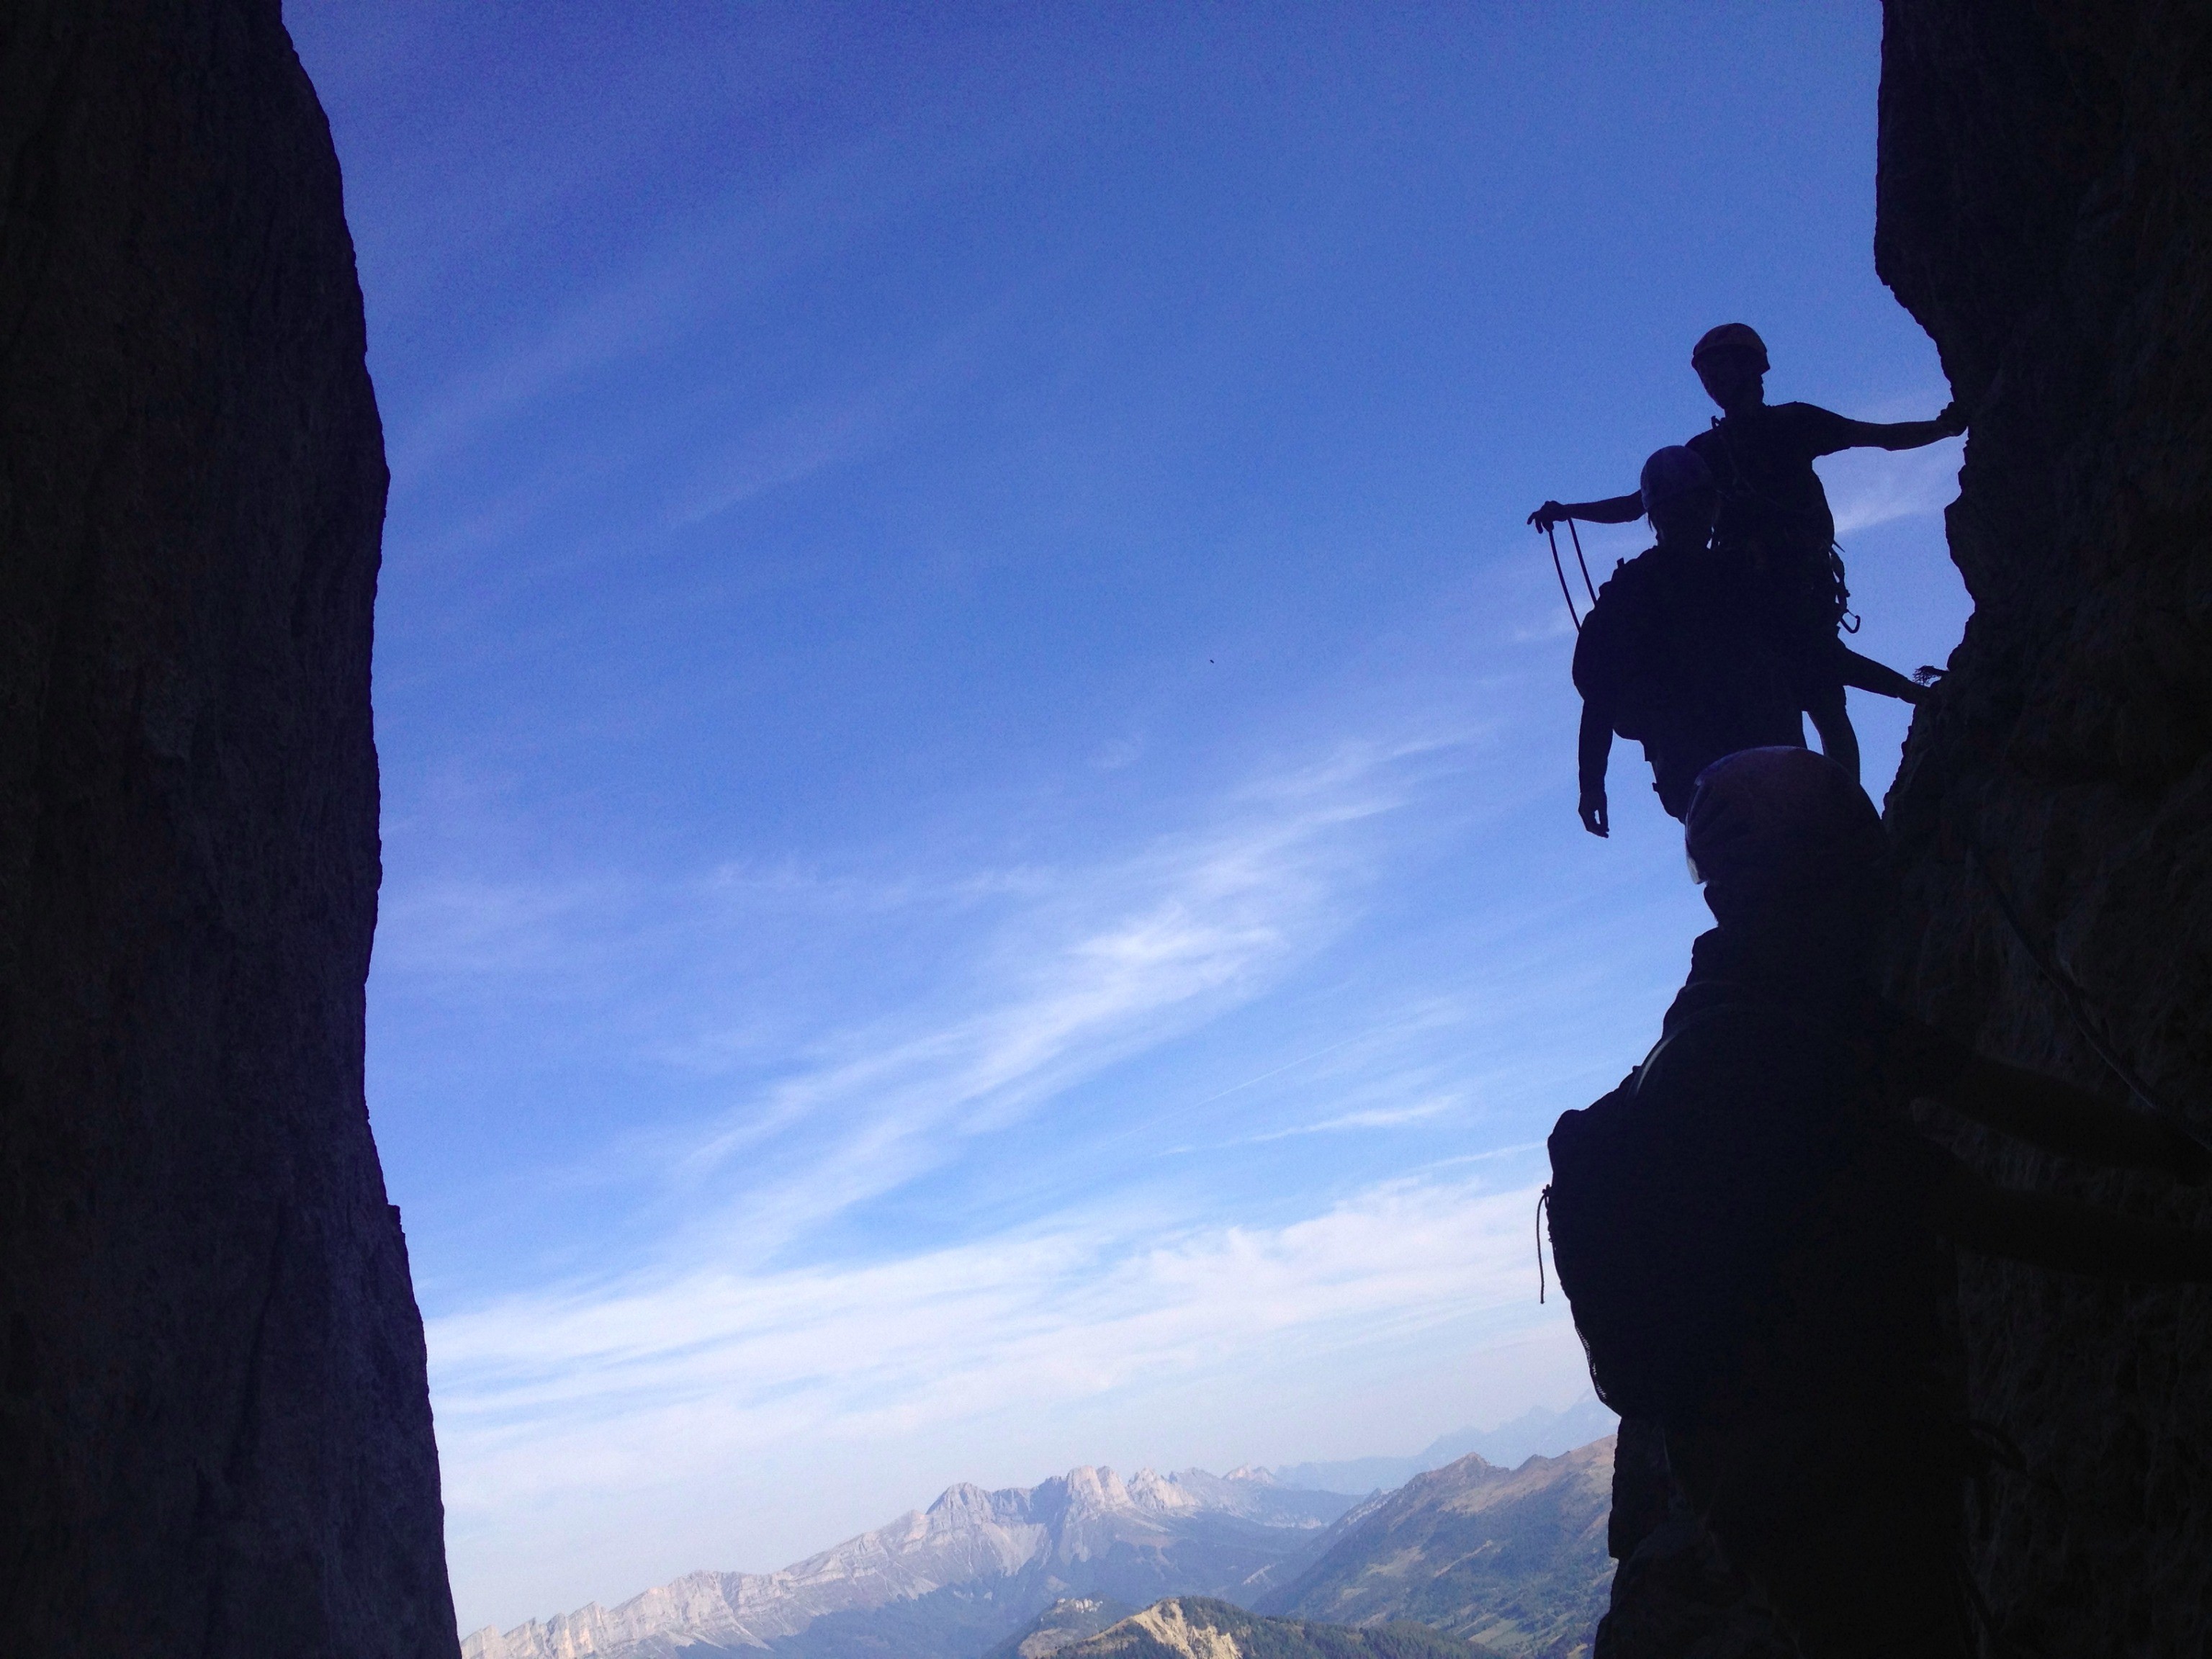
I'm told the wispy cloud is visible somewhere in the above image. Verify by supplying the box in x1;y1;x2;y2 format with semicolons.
1242;1097;1461;1141
374;590;1642;1630
385;132;940;482
669;324;982;523
1822;436;1964;536
652;737;1452;1260
431;1170;1564;1522
406;727;1572;1622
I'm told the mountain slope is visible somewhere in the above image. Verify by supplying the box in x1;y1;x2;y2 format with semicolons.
1260;1442;1614;1659
982;1597;1136;1659
1058;1598;1496;1659
464;1467;1354;1659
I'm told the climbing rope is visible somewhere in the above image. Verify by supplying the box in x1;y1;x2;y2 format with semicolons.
1545;526;1581;632
1545;520;1599;634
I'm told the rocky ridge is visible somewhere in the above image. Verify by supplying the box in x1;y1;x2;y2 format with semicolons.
464;1465;1352;1659
982;1597;1136;1659
1053;1598;1491;1659
1259;1442;1612;1659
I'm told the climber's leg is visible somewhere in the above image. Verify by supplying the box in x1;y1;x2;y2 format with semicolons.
1804;681;1861;782
1839;647;1926;705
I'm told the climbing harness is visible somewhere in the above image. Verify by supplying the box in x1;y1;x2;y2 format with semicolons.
1545;519;1599;633
1704;413;1858;636
1968;840;2178;1119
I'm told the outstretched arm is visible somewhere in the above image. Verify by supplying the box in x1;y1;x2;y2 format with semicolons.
1576;703;1611;838
1936;1055;2212;1183
1936;1160;2212;1282
1835;402;1968;452
1530;493;1645;532
1838;647;1925;706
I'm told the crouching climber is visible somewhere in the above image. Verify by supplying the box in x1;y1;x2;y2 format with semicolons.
1571;446;1801;834
1546;746;2212;1659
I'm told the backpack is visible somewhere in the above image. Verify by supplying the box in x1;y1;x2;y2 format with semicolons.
1544;1002;1867;1423
1571;553;1676;743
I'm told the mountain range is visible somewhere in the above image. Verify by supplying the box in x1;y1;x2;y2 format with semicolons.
462;1465;1355;1659
1259;1442;1614;1658
462;1432;1616;1659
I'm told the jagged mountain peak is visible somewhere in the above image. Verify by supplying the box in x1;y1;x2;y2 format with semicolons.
462;1457;1360;1659
458;1439;1621;1659
927;1480;1025;1529
1061;1464;1136;1510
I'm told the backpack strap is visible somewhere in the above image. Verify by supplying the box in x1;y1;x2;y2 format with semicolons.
1632;992;1759;1097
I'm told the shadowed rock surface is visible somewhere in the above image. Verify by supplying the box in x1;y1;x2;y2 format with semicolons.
1876;0;2212;1651
0;3;455;1654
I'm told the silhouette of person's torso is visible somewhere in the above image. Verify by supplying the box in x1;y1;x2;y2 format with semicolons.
1689;403;1858;652
1573;544;1801;816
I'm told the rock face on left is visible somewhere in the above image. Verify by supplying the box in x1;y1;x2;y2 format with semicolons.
0;4;457;1655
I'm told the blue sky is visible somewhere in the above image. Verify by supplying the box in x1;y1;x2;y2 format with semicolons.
287;0;1971;1633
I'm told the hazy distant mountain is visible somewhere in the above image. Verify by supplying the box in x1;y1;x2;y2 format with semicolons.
1259;1441;1614;1659
1267;1400;1618;1497
1052;1596;1496;1659
462;1467;1356;1659
981;1596;1135;1659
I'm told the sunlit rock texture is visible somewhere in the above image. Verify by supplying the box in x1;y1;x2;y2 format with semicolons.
1051;1597;1488;1659
0;2;455;1653
1876;1;2212;1652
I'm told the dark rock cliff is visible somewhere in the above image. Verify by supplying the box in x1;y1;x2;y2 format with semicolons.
0;4;457;1654
1876;1;2212;1652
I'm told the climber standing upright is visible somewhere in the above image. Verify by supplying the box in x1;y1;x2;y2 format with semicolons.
1532;324;1966;781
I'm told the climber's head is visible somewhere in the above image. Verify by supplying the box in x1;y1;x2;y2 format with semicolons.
1692;323;1768;414
1639;446;1718;549
1685;746;1888;943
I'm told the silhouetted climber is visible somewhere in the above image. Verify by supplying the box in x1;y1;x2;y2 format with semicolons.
1546;747;2212;1659
1531;325;1965;781
1571;446;1802;834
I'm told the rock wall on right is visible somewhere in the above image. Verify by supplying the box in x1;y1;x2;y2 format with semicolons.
1875;2;2212;1652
